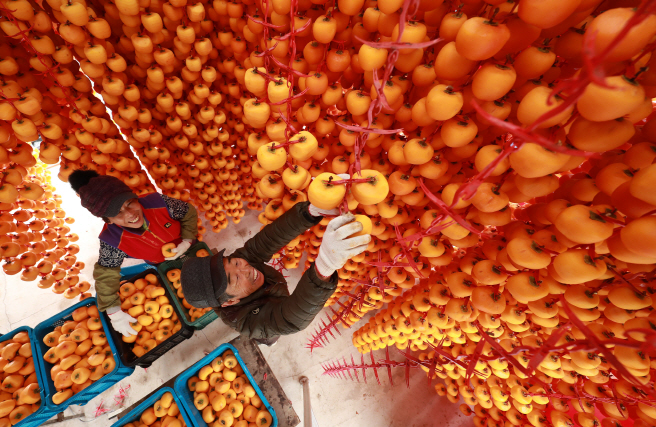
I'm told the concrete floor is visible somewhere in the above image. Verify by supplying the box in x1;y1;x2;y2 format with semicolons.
0;167;470;427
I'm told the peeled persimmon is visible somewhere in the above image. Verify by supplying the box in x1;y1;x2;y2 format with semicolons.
256;143;287;172
554;205;614;244
350;170;389;205
620;216;656;258
607;286;652;310
308;173;346;210
509;143;570;178
472;63;516;101
517;0;581;29
434;41;476;81
550;249;607;284
576;76;645;122
426;85;463;121
584;8;656;63
517;86;574;129
455;17;510;61
506;272;550;303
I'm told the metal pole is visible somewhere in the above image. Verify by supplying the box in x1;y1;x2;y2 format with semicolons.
299;376;312;427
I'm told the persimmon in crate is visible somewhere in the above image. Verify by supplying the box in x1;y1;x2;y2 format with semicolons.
166;268;212;323
188;350;272;427
41;305;114;405
0;331;41;427
123;391;187;427
117;273;183;357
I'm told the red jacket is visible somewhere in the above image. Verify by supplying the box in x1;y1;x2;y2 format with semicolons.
98;193;182;264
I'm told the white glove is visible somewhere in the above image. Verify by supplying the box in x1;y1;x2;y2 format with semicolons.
315;213;371;277
107;306;137;337
309;204;339;217
165;239;193;260
308;174;350;217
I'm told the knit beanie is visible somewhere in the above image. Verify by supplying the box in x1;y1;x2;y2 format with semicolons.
69;170;137;218
180;250;228;308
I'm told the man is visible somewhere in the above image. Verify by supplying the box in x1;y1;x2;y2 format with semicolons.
180;201;370;345
68;169;197;337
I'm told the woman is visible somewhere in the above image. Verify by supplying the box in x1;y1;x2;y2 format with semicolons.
68;170;198;337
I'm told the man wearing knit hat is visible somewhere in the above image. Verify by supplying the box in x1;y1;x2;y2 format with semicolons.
68;169;198;337
180;201;370;346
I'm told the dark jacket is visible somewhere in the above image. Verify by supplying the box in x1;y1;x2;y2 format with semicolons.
213;201;337;339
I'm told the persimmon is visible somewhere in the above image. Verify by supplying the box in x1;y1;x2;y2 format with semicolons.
256;143;287;171
455;17;510;61
403;138;433;164
620;216;656;257
513;46;557;79
445;298;474;322
308;173;346;210
517;86;574;128
568;117;635;152
629;164;656;206
441;118;478;148
509;143;570;178
553;205;614;244
550;249;607;284
504;237;550;269
433;41;478;81
517;0;581;29
437;11;466;41
607;286;652;310
288;131;318;162
506;272;550;303
350;170;389;205
388;171;416;196
584;8;656;63
471;287;506;315
611;181;656;220
243;100;270;129
472;63;516;101
426;85;463;121
577;76;645;122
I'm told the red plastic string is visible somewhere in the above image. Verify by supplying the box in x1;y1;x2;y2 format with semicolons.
474;322;548;386
113;384;131;406
525;323;572;373
346;0;424;177
355;36;442;51
93;400;109;417
470;101;597;158
558;295;643;386
321;349;427;386
267;87;309;106
246;15;285;29
418;178;483;236
392;225;425;278
307;298;358;352
334;119;401;135
269;55;310;78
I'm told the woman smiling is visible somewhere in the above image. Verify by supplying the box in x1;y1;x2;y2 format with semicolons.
68;169;198;337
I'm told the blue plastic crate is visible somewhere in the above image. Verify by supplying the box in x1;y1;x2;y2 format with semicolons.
110;387;193;427
0;326;58;427
173;343;278;427
33;298;135;412
119;263;154;278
